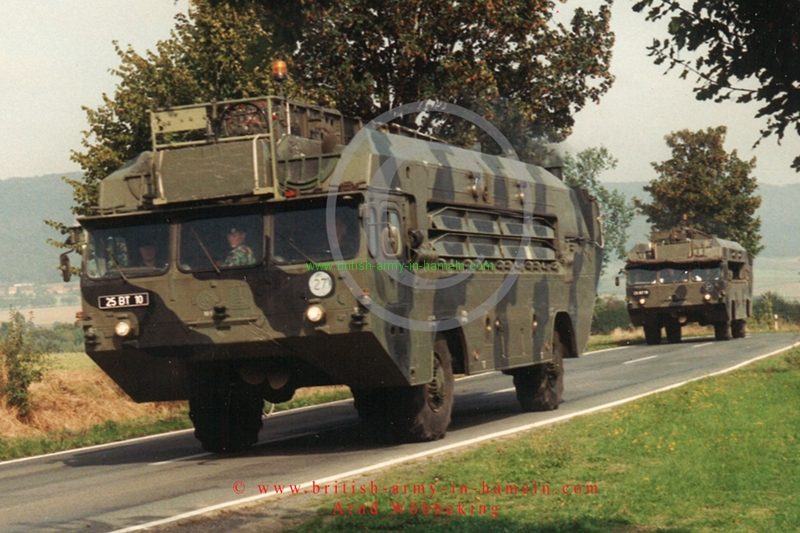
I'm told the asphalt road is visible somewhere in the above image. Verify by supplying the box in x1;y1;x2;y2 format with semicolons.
2;332;797;533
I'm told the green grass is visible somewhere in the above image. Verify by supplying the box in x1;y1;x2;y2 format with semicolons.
48;351;99;371
0;412;193;461
284;349;800;533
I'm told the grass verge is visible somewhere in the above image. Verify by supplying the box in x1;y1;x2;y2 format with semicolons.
0;412;192;461
282;348;800;533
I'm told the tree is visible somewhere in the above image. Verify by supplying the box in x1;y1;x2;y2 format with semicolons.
632;0;800;171
635;126;763;255
216;0;616;161
562;147;635;273
0;311;48;419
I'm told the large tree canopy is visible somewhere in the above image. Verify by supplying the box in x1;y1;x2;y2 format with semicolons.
209;0;615;160
633;0;800;171
635;126;763;256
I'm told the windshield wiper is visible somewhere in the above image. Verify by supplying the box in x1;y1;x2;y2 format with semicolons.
275;231;320;266
104;245;130;283
191;228;222;274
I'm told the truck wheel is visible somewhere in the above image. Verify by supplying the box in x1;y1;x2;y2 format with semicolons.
351;387;388;422
714;321;731;341
731;319;747;339
644;324;662;345
188;364;263;453
384;337;454;442
665;321;682;344
513;331;565;412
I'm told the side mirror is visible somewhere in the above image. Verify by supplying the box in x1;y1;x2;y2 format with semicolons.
59;252;72;282
67;225;86;246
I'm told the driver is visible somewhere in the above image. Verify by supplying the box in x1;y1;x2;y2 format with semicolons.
221;226;255;266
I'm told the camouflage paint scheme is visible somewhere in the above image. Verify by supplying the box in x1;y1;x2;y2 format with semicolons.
623;227;753;344
72;97;602;446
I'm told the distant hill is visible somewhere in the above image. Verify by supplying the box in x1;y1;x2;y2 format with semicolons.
0;174;797;287
0;174;80;286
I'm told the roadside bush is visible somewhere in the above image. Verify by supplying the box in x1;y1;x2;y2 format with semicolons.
591;296;633;335
0;310;49;419
752;292;800;326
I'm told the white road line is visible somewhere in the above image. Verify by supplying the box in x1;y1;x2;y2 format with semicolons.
623;355;658;365
693;342;713;349
486;387;515;395
108;340;800;533
583;345;632;356
148;452;210;466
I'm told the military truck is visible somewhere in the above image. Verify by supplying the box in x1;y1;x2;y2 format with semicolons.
621;227;753;345
60;96;603;452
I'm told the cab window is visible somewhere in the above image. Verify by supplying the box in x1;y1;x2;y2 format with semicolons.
86;223;170;279
179;214;263;271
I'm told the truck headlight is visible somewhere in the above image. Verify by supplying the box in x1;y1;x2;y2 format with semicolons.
306;304;325;323
115;320;133;337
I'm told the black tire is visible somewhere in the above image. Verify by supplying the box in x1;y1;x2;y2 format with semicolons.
351;387;389;423
188;363;263;453
731;319;747;339
513;331;565;412
714;320;731;341
383;337;455;442
665;321;682;344
644;323;662;345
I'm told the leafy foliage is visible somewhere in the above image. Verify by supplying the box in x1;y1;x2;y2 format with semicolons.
562;147;635;273
632;0;800;171
591;296;633;335
0;311;48;419
256;0;615;161
635;126;763;256
753;291;800;326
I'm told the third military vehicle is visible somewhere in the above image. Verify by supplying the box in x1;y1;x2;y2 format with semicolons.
60;95;603;452
622;227;753;344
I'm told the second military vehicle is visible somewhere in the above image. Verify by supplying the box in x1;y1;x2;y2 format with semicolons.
621;227;753;344
61;95;603;452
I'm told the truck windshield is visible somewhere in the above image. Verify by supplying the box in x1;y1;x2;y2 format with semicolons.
691;265;721;282
86;223;170;279
179;214;263;272
273;204;360;264
658;267;690;284
627;268;657;285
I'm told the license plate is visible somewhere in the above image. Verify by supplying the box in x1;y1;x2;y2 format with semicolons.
98;292;150;309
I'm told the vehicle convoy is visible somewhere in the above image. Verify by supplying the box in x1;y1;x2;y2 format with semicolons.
621;227;753;345
60;95;603;452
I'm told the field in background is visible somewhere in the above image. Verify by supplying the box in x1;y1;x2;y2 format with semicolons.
5;305;81;327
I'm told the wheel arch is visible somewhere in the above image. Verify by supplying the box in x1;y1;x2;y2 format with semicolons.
554;312;578;359
439;327;467;375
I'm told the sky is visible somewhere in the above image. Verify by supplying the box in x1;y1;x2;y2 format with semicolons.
1;0;799;187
